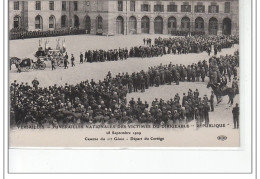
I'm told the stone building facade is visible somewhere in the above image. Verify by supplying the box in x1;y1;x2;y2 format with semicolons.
9;0;239;35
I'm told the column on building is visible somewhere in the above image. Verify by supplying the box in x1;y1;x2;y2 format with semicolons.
176;16;182;31
163;17;168;34
204;17;209;35
150;17;154;34
137;17;142;34
231;22;237;35
217;17;223;35
190;18;195;32
124;15;127;35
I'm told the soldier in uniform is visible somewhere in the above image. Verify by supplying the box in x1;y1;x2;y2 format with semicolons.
32;78;39;90
203;102;210;125
210;91;214;112
175;70;180;85
71;54;75;67
64;54;69;69
232;103;239;129
201;67;206;82
51;56;56;70
80;52;83;64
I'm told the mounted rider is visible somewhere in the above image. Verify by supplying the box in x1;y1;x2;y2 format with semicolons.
232;77;239;94
217;76;227;94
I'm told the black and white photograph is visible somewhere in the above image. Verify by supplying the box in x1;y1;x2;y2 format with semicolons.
8;0;241;148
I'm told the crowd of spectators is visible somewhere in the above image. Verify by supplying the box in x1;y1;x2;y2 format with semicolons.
10;51;239;127
82;35;239;62
10;28;86;40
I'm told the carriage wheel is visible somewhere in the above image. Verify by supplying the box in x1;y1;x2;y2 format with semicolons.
25;66;30;72
32;64;38;70
39;63;46;70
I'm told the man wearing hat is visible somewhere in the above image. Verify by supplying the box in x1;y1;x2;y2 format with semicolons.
232;103;239;129
71;54;75;67
80;52;83;64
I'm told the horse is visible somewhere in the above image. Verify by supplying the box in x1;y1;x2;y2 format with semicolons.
207;82;236;106
10;57;33;72
9;57;21;70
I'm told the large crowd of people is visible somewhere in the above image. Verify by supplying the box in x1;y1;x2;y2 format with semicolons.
10;49;239;127
10;79;211;126
82;35;238;63
170;31;206;36
10;28;86;40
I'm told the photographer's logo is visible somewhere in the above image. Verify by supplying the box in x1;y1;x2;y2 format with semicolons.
217;135;227;141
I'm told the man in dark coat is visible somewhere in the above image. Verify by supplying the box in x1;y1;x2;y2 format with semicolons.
80;52;83;64
71;54;75;67
210;91;214;112
232;103;239;129
32;78;39;89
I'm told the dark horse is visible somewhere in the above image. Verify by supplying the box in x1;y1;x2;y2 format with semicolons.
9;57;21;70
207;82;236;106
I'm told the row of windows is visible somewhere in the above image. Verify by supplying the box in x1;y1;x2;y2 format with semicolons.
12;1;230;13
35;1;55;10
118;1;231;13
13;14;230;35
13;1;81;11
32;15;102;29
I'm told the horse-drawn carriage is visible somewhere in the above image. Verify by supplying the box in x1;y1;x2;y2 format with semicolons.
10;57;46;72
10;38;67;72
34;45;66;67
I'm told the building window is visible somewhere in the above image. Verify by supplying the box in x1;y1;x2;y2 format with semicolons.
35;15;42;29
49;1;54;10
14;1;19;10
61;15;67;27
62;1;66;11
49;16;55;28
225;2;230;13
141;4;150;12
74;1;78;11
86;1;90;6
167;4;177;12
195;5;205;13
130;1;135;11
181;5;191;12
13;16;20;28
209;5;219;13
118;1;123;11
35;1;41;10
154;4;164;12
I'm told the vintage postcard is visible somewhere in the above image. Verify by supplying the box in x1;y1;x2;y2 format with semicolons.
9;0;241;147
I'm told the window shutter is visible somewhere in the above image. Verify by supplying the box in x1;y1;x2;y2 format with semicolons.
162;5;164;12
148;5;150;11
208;6;211;13
203;6;205;12
188;5;191;12
141;4;143;11
216;5;219;13
195;5;197;12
